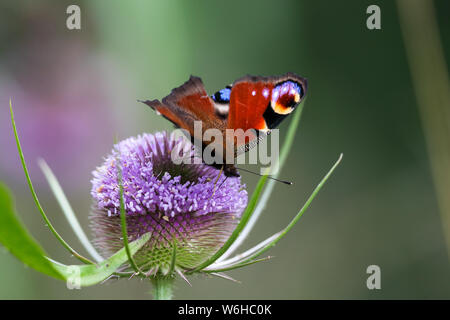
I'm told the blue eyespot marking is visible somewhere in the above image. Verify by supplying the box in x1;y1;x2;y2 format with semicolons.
212;87;231;103
272;81;302;107
274;81;302;98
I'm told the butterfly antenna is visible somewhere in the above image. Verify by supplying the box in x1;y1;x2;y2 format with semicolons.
235;166;293;185
217;176;228;190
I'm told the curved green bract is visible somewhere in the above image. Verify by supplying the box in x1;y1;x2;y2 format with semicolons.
117;152;144;276
38;159;103;263
0;182;64;280
204;154;343;273
0;182;150;287
10;100;92;264
50;233;150;287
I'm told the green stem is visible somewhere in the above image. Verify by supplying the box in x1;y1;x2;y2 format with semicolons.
397;0;450;258
151;277;174;300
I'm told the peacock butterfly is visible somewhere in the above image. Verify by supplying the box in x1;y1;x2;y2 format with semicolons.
142;73;308;177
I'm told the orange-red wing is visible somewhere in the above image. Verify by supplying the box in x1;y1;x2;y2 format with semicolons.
227;73;307;154
142;99;193;133
228;72;307;133
227;76;274;152
142;76;227;139
228;79;273;133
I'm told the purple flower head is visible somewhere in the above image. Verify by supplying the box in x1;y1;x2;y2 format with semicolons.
90;132;247;274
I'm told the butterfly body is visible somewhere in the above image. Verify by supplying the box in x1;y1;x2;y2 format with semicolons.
142;73;307;177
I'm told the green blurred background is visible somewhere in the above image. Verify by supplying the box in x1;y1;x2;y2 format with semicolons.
1;0;449;299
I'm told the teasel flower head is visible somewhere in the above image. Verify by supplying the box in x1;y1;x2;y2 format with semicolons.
90;132;248;276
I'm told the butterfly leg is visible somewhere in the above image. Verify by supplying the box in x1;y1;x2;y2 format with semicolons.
217;175;228;190
209;165;224;200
